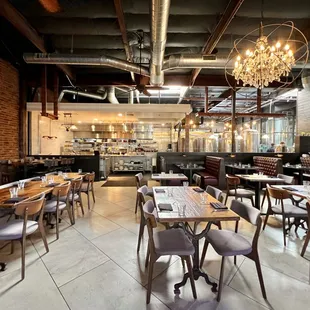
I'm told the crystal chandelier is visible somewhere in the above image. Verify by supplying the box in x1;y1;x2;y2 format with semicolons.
225;21;309;89
233;27;295;88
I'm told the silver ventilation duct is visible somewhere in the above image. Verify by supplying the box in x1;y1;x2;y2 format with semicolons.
163;54;217;71
129;90;134;104
58;89;107;102
23;53;150;76
150;0;171;86
107;86;119;104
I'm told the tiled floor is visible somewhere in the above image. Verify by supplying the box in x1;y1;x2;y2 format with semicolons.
1;181;310;310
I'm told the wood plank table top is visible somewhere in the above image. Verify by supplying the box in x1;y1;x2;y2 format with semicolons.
151;173;188;181
235;174;283;183
153;186;240;223
0;173;81;208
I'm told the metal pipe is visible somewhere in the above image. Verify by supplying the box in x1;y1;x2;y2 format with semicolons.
23;53;150;76
135;90;140;103
162;54;216;71
150;0;171;86
58;89;107;102
129;89;134;104
107;86;119;104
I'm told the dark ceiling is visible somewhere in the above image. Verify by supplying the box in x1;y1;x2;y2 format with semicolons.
1;0;309;107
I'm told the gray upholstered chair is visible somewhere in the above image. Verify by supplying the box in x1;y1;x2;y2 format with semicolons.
263;184;307;246
192;173;202;187
261;174;294;208
44;181;73;239
0;193;48;280
134;173;153;214
143;200;197;304
136;185;149;252
224;175;255;207
200;199;267;302
80;172;96;210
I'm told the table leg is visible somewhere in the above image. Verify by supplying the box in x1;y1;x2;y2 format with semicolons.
299;171;303;185
189;169;193;185
254;182;261;210
174;222;217;294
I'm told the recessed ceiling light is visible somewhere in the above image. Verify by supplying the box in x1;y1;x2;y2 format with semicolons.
161;123;165;126
118;113;123;117
93;118;98;121
139;121;144;124
77;121;82;124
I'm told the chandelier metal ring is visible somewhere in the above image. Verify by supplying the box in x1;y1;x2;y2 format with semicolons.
225;21;309;90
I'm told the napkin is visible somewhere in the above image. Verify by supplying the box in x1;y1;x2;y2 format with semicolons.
3;197;28;204
154;188;165;193
46;183;60;187
158;203;173;211
193;188;204;193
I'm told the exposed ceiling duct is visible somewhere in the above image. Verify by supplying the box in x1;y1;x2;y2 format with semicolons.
162;54;217;71
23;53;150;76
58;89;107;102
128;90;134;104
107;86;119;104
150;0;170;86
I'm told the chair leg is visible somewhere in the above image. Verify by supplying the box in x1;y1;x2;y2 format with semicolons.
91;188;95;203
185;256;197;299
224;194;228;205
137;220;145;253
20;236;26;280
234;256;237;265
67;205;74;225
135;192;139;214
70;203;75;225
217;221;222;230
79;197;85;215
263;213;270;230
56;210;60;240
38;223;49;253
240;197;243;202
199;239;209;269
301;230;310;257
217;257;225;302
254;255;267;299
145;243;150;268
282;216;287;246
181;257;185;269
87;192;91;210
261;191;266;209
146;258;155;304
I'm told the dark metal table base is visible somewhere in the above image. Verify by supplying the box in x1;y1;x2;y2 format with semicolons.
0;262;6;272
174;222;217;294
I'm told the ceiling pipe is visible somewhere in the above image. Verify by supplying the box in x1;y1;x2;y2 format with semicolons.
107;86;119;104
150;0;171;86
162;54;217;71
135;89;140;103
58;89;107;102
23;53;150;76
128;90;134;104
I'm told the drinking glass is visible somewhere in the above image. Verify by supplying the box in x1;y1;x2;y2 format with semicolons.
58;171;63;176
41;176;47;184
167;187;173;197
259;171;264;176
17;181;23;190
169;170;173;174
9;187;18;198
178;203;186;216
161;171;165;175
48;176;54;184
183;181;189;188
78;169;82;174
200;192;208;204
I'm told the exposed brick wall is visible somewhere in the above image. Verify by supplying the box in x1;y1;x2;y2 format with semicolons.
0;59;20;159
297;89;310;135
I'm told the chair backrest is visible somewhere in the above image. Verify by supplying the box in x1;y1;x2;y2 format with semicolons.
206;185;223;202
52;181;71;198
192;174;201;187
135;173;143;188
277;174;294;185
15;193;45;217
253;156;282;176
137;185;148;208
226;175;240;189
266;184;290;200
301;157;310;167
230;199;262;251
71;177;83;197
84;172;95;182
143;200;157;228
306;201;310;224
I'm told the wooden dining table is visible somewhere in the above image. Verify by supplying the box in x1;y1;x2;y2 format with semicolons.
0;173;81;208
151;173;188;186
153;186;240;294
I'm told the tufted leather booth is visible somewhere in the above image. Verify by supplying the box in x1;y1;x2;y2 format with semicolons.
253;156;283;176
198;156;226;189
301;157;310;167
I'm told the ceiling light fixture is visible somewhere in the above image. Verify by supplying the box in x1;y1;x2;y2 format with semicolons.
61;113;77;132
118;113;123;117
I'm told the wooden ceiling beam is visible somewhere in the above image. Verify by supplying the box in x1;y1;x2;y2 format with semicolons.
189;0;245;86
198;112;286;118
0;0;74;79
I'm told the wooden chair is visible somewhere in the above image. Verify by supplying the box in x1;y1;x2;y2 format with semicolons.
192;173;202;188
261;174;294;208
200;199;267;302
44;181;73;239
143;200;197;304
81;172;95;210
0;193;48;280
301;201;310;257
136;185;148;252
70;177;84;224
263;184;308;246
134;173;153;214
224;175;255;207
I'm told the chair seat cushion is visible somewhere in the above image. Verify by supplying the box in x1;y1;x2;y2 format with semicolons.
199;172;217;180
146;189;154;197
206;229;252;256
271;204;308;216
0;220;38;240
60;193;79;202
228;189;254;197
153;228;194;256
44;199;67;212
